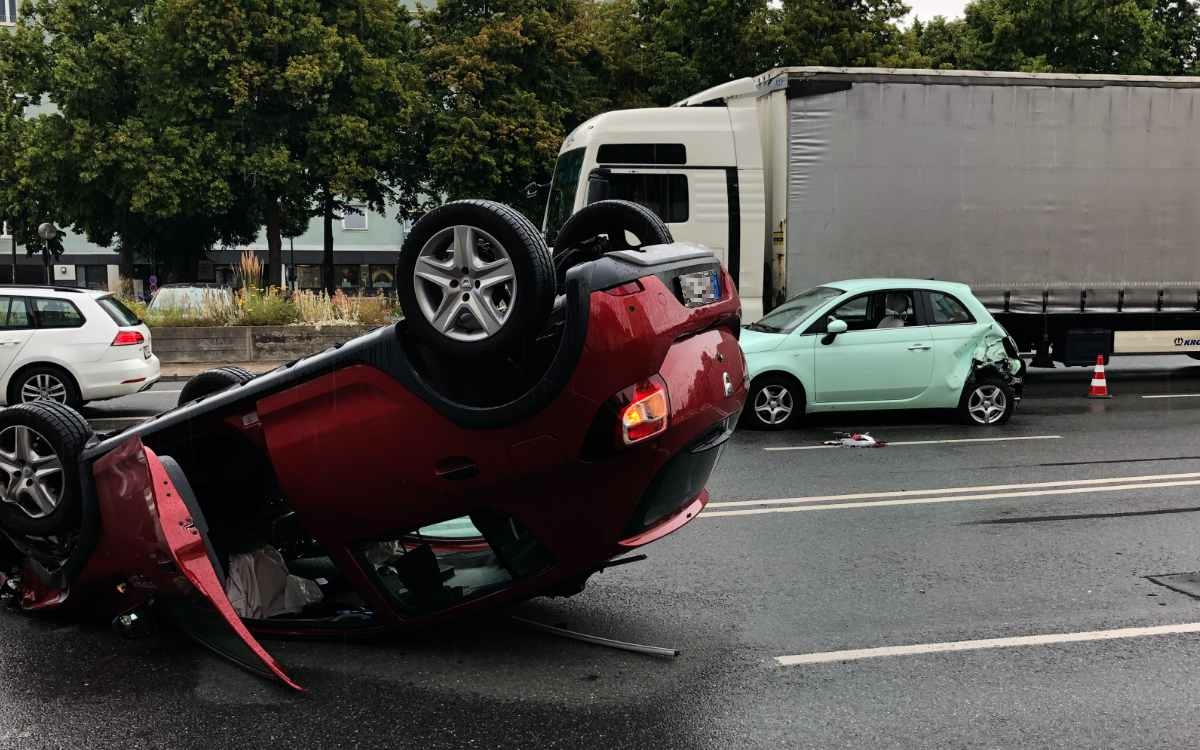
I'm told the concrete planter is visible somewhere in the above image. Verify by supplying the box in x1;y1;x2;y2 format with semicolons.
150;325;373;364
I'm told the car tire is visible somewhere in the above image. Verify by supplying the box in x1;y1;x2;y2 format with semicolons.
552;200;674;288
8;365;83;410
399;200;555;359
178;366;255;406
959;376;1015;426
744;375;803;430
0;401;91;538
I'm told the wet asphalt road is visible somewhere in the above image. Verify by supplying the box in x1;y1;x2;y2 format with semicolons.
7;360;1200;748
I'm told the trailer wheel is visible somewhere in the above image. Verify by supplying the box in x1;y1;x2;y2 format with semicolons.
400;200;555;359
553;200;674;288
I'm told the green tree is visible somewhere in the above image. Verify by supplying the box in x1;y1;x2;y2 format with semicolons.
419;0;611;218
775;0;911;68
960;0;1198;74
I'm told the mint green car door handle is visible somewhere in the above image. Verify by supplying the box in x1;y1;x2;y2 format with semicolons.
907;343;931;351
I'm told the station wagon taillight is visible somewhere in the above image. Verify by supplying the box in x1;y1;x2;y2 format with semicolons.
112;330;145;346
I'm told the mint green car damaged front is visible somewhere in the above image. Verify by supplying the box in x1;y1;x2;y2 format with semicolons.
740;279;1025;429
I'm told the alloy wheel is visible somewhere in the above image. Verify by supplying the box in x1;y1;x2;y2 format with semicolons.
20;373;68;404
967;384;1008;424
0;425;64;520
412;225;517;343
754;384;794;426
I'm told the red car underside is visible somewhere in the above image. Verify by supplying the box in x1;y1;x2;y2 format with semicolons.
9;246;747;690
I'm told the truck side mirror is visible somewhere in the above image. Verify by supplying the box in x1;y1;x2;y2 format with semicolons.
822;317;848;345
586;169;611;204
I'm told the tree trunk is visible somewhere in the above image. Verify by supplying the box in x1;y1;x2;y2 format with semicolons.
322;189;335;296
266;202;283;287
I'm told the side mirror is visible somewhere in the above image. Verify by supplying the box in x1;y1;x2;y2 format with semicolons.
822;317;848;345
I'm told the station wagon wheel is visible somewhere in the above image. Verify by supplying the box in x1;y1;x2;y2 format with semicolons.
960;377;1015;426
744;375;803;430
9;366;82;409
0;401;90;537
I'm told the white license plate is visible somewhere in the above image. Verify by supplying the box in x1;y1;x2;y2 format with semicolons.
143;345;152;359
679;269;722;307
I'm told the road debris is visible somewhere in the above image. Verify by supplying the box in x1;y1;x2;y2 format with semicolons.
824;432;887;448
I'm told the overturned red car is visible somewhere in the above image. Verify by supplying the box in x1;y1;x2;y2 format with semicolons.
0;200;745;690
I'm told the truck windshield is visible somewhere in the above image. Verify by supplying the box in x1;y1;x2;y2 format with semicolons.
543;147;586;244
747;286;844;334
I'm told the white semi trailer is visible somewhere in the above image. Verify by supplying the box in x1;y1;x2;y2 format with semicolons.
544;66;1200;365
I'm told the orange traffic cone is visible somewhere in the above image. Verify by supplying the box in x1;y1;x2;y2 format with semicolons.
1087;355;1112;398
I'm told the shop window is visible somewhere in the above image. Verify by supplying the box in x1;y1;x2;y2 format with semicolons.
369;265;395;291
80;265;109;290
295;265;323;290
334;264;360;290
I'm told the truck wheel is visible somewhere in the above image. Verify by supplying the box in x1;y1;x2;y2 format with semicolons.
553;200;674;288
178;366;255;406
959;377;1015;426
743;375;802;430
399;200;555;359
0;401;91;538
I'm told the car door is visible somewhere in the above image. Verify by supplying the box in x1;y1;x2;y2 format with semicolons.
0;296;37;378
921;289;988;404
809;290;934;406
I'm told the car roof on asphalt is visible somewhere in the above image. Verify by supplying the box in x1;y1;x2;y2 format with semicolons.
824;278;974;295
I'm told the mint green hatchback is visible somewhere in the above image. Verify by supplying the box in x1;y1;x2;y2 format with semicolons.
740;280;1025;429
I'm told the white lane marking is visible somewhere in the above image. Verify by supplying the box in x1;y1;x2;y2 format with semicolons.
775;621;1200;666
708;471;1200;509
1142;393;1200;399
702;478;1200;518
764;435;1062;452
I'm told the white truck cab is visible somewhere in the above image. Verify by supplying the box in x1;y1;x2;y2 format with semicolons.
544;97;768;320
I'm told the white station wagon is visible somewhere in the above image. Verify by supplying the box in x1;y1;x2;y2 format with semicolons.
0;286;160;408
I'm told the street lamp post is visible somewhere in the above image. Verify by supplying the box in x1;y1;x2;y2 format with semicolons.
37;222;57;285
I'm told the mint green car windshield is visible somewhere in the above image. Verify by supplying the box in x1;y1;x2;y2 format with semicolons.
748;286;844;333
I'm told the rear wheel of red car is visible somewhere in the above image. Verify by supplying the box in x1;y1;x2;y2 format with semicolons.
0;401;90;538
552;200;674;288
399;200;555;359
178;366;255;406
744;374;802;430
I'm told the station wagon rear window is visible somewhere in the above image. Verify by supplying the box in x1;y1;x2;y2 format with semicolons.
97;296;141;326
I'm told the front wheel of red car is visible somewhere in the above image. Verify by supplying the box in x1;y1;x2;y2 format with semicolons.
0;401;90;538
399;200;556;359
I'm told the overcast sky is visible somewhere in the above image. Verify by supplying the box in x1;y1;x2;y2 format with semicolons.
905;0;968;21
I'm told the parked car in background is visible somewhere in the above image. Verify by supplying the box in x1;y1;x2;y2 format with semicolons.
739;279;1024;429
147;283;235;316
0;286;159;409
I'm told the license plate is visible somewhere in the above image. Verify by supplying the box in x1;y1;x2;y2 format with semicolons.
143;345;152;360
679;269;722;307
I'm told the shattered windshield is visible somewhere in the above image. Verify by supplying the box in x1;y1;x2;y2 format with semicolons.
747;286;844;333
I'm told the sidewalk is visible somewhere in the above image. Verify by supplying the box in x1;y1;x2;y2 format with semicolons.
159;362;285;381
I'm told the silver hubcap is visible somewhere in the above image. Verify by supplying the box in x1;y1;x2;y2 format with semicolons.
413;225;517;343
968;384;1008;424
0;425;64;519
754;385;794;425
20;373;67;404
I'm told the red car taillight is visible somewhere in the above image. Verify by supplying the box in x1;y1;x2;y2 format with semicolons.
618;377;669;445
112;330;145;346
